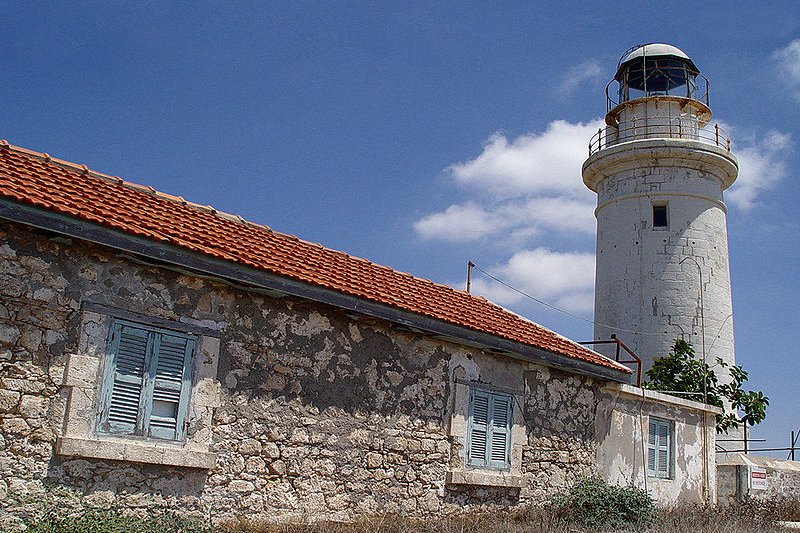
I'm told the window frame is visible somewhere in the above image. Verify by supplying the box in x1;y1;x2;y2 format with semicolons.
58;305;220;468
652;203;669;229
98;319;196;443
466;388;513;471
648;417;674;479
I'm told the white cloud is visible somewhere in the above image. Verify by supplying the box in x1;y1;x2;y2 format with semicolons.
774;38;800;100
418;113;791;317
416;120;601;314
413;202;502;242
557;60;604;97
471;248;595;314
724;127;791;210
414;196;597;244
448;120;600;199
416;119;601;245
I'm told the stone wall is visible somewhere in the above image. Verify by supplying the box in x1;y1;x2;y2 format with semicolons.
717;454;800;503
0;219;604;528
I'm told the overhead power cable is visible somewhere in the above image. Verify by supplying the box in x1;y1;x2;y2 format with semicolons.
471;263;670;337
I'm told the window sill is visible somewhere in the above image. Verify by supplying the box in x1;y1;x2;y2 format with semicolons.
446;469;524;488
56;436;217;469
648;475;675;481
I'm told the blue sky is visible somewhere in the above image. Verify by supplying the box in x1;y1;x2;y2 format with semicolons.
1;2;798;455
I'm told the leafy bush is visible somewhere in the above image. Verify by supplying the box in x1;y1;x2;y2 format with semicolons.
548;476;656;529
24;507;209;533
643;339;769;433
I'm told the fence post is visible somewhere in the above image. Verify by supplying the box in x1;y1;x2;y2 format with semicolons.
744;424;748;454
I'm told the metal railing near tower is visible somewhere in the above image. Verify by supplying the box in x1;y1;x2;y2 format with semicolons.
579;335;643;386
588;118;732;156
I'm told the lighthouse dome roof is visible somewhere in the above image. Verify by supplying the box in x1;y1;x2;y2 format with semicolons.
615;43;699;80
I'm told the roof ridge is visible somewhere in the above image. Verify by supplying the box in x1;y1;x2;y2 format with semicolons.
0;140;491;308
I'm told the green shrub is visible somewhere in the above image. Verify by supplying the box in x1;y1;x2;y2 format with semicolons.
24;507;209;533
548;476;657;529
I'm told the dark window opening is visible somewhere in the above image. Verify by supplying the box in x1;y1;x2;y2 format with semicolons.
653;205;668;228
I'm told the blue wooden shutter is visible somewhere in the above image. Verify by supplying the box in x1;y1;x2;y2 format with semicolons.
656;421;670;477
489;394;512;469
105;322;150;435
147;331;195;440
102;320;195;441
648;418;671;478
468;390;490;466
468;389;513;469
647;420;658;475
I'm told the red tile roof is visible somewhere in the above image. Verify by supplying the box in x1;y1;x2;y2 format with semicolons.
0;141;628;374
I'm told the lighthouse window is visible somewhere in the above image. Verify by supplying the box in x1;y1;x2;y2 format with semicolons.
653;204;668;228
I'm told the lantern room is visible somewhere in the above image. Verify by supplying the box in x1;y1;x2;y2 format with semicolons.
614;44;703;103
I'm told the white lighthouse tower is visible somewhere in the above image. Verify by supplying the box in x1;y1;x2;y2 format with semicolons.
583;44;738;382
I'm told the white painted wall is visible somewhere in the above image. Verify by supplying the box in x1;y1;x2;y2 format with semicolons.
596;383;721;504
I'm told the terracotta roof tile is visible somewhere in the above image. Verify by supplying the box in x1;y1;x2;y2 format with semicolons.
0;141;628;374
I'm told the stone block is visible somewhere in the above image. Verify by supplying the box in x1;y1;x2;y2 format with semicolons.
366;452;383;468
2;377;45;394
262;442;280;458
239;438;262;456
0;324;20;345
0;389;20;412
1;417;30;435
19;395;48;419
268;460;287;475
63;354;101;388
193;378;221;408
62;459;95;480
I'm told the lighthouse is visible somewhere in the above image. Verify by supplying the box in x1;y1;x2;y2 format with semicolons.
582;44;738;382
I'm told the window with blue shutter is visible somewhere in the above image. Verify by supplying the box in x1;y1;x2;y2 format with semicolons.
467;389;512;470
100;320;195;442
648;417;672;478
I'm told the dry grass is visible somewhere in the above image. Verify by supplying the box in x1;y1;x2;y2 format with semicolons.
218;510;570;533
20;496;800;532
217;501;800;533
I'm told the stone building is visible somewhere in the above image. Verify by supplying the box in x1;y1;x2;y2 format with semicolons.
0;140;718;527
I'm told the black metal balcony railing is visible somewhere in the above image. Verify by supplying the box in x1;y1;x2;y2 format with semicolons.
588;117;731;156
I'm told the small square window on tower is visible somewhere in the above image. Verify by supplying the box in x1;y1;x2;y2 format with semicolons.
652;204;668;229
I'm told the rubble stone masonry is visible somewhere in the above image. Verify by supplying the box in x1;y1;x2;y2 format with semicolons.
0;220;602;527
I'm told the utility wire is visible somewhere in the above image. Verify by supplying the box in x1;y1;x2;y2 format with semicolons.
473;264;594;324
472;263;676;337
